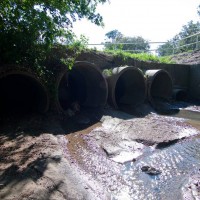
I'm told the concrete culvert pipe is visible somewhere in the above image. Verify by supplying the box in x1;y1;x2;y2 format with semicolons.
106;66;146;109
145;69;173;106
57;61;108;112
173;89;188;101
0;72;49;116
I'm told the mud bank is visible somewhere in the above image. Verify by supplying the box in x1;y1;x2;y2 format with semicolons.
0;103;200;200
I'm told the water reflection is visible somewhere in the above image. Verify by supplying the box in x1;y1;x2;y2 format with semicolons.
117;138;200;200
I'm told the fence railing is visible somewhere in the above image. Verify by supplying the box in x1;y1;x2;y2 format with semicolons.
172;32;200;54
87;31;200;55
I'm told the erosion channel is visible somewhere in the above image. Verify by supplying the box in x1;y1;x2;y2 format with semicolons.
0;101;199;200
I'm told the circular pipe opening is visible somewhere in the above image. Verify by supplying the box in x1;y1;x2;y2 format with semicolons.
57;61;108;112
173;89;188;101
145;69;173;106
0;72;49;116
107;66;146;109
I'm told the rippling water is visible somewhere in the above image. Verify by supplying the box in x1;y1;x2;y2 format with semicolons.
64;104;200;200
116;138;200;200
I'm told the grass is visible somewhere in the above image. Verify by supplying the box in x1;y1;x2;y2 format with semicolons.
104;50;174;64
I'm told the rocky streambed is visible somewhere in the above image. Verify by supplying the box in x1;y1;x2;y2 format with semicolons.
0;102;200;200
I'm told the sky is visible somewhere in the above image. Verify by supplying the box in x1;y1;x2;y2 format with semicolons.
72;0;200;51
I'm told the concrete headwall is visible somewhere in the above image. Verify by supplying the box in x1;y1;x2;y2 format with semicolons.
134;60;190;90
189;64;200;100
77;51;199;101
77;52;191;90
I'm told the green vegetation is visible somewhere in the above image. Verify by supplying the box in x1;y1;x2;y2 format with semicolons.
59;35;89;70
105;30;123;42
157;21;200;56
1;0;198;71
102;69;113;77
157;6;200;56
104;30;150;52
105;5;200;57
104;50;174;64
0;0;107;68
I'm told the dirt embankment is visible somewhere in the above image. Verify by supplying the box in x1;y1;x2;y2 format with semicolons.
170;50;200;65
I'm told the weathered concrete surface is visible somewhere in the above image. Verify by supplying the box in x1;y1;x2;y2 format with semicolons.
77;51;200;101
76;51;191;91
106;66;146;109
189;64;200;101
134;60;190;90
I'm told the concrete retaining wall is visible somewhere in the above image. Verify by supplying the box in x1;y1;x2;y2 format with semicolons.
189;64;200;100
134;60;190;90
77;51;199;101
77;52;190;90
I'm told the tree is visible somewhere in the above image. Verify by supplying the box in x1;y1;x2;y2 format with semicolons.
156;35;179;56
105;30;123;41
119;36;150;52
104;30;123;50
156;41;174;56
0;0;108;65
178;21;200;51
104;30;150;53
157;5;200;56
157;21;200;56
179;21;200;38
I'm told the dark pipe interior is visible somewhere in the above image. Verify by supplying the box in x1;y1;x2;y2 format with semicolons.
0;74;48;116
115;70;145;108
58;69;87;110
151;72;172;100
58;65;107;111
175;90;188;101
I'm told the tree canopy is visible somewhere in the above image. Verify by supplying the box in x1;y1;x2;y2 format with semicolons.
118;36;150;52
157;21;200;56
0;0;107;65
157;5;200;56
104;30;150;53
105;30;123;41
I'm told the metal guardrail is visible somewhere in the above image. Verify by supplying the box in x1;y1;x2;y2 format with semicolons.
88;42;167;45
172;32;200;54
87;32;200;55
87;42;166;53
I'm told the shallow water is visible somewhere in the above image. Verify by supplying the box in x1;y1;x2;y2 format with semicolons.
175;109;200;120
64;103;200;200
116;138;200;200
174;110;200;131
113;104;200;200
